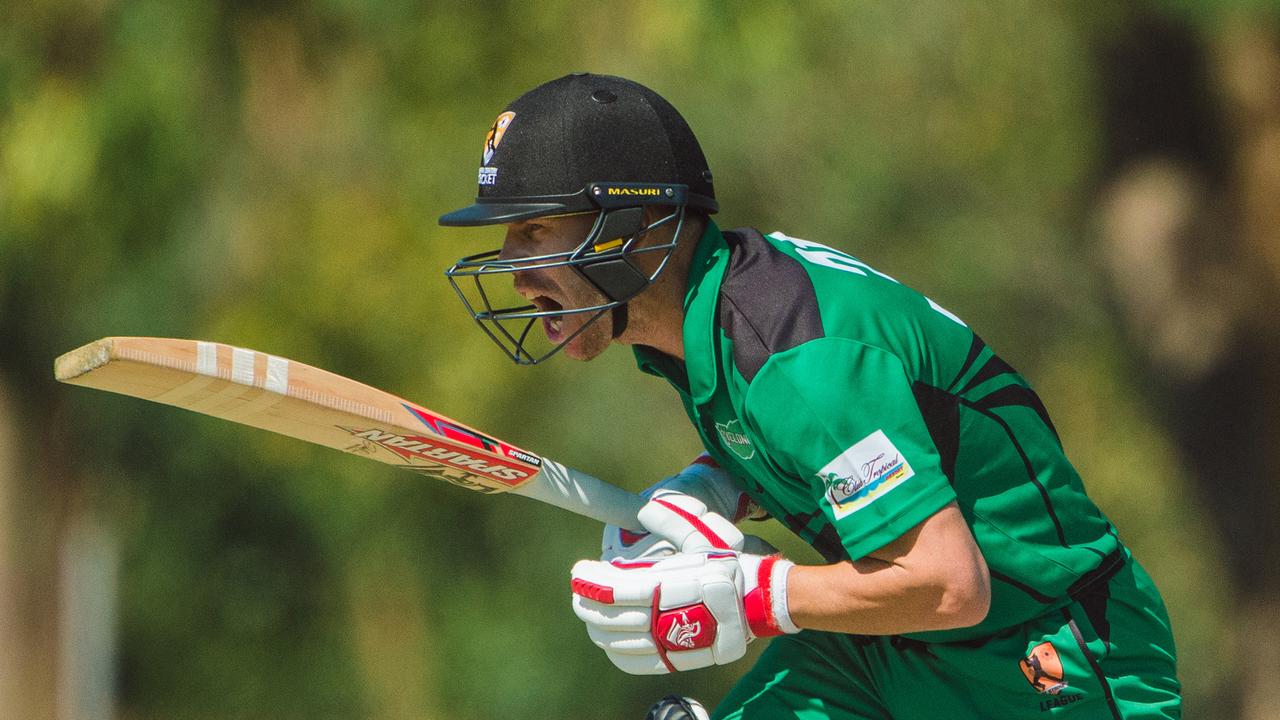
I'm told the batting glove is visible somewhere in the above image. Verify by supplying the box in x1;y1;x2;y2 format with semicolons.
572;492;798;675
600;454;769;562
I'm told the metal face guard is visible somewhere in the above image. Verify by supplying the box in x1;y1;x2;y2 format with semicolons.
445;198;687;365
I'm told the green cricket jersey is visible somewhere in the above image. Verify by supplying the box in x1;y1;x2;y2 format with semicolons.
635;221;1125;642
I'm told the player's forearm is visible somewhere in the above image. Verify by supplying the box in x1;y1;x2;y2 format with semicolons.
786;558;987;635
784;504;992;635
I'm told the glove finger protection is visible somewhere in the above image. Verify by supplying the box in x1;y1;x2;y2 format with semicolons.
656;455;763;521
636;489;781;556
601;455;770;562
600;526;677;563
640;491;745;554
571;552;796;674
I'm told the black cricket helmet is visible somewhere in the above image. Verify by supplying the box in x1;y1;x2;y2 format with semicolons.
439;73;716;365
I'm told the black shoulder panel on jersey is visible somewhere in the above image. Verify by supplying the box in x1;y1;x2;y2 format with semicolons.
959;352;1019;395
948;334;988;392
972;384;1061;444
912;381;960;485
718;228;824;383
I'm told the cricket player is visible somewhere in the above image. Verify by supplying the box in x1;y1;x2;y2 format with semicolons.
439;73;1181;719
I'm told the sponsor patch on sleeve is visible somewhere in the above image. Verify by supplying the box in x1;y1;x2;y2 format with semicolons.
818;429;914;519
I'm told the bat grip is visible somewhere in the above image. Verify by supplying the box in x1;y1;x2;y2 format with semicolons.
512;458;646;531
513;460;778;557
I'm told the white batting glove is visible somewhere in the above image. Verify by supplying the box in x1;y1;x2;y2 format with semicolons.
572;492;798;675
600;454;770;562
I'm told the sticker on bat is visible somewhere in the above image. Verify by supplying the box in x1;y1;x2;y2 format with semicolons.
403;404;542;468
340;427;533;484
403;465;506;494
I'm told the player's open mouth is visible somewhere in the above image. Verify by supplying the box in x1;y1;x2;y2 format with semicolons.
532;297;565;341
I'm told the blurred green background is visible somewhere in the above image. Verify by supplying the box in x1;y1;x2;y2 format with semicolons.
3;1;1278;718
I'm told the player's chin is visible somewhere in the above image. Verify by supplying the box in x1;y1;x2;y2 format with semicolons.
562;341;607;362
560;318;611;361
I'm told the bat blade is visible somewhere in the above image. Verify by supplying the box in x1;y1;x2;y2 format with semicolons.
55;337;645;528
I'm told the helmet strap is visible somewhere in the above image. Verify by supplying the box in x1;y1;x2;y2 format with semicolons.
611;303;629;339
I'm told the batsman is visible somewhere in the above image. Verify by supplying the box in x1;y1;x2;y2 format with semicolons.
438;73;1181;719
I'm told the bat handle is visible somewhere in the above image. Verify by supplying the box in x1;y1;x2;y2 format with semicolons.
516;459;779;555
512;458;647;531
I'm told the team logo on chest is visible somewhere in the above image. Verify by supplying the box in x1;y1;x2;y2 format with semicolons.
715;419;755;460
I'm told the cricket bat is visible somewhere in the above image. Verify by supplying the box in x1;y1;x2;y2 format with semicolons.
54;337;647;530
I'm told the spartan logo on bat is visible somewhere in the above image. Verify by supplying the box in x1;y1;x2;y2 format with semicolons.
1020;641;1069;695
339;427;530;484
482;111;515;165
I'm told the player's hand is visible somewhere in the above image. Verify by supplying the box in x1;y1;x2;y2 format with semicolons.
600;454;770;562
571;492;798;675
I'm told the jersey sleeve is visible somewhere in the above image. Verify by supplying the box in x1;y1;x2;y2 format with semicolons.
744;337;956;561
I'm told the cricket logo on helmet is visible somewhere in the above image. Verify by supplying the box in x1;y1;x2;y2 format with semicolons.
482;111;515;165
1020;642;1069;695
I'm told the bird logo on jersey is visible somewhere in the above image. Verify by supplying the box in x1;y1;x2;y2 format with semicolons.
482;111;516;165
1020;642;1069;694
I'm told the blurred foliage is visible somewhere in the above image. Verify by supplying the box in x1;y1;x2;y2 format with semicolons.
1;1;1270;718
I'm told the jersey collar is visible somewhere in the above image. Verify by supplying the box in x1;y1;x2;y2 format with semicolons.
633;220;729;405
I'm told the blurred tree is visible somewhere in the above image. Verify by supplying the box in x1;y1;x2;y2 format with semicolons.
1092;3;1280;717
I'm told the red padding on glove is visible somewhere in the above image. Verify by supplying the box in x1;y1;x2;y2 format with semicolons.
610;559;659;569
618;528;650;546
655;603;717;652
571;578;615;604
651;588;677;673
651;499;734;551
742;555;784;638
